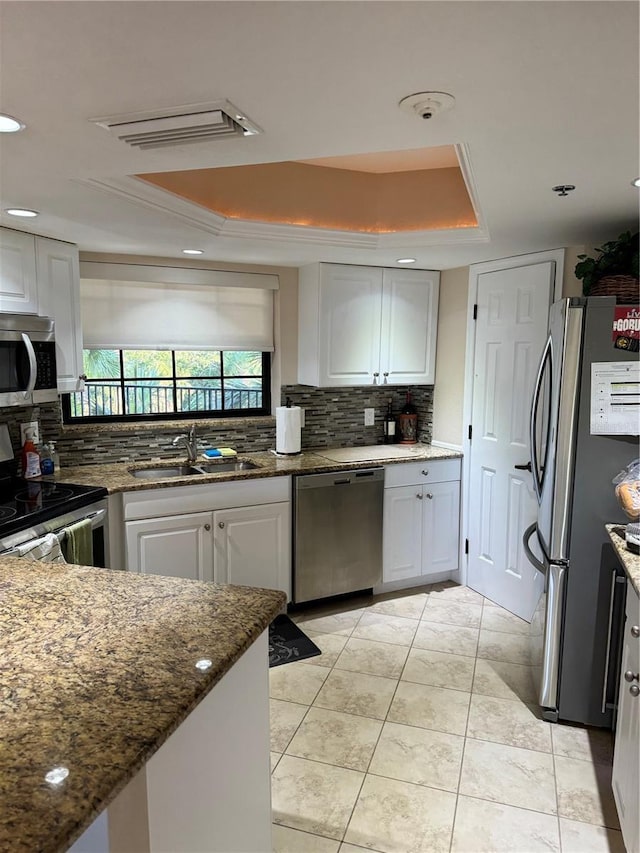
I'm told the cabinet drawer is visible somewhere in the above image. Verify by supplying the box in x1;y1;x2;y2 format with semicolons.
384;458;461;488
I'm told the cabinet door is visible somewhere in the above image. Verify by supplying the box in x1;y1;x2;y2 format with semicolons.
35;237;84;393
382;485;423;582
125;512;214;581
422;480;460;576
214;502;291;598
612;584;640;853
380;268;439;385
319;264;383;386
0;228;38;313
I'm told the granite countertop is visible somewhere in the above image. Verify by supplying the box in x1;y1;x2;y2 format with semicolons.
56;444;462;494
606;524;640;597
0;558;285;853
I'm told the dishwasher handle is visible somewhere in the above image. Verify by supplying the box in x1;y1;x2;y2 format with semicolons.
296;467;385;490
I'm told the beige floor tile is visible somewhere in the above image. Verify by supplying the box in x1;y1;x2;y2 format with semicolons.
421;598;483;628
270;698;309;752
472;657;538;703
352;611;418;646
340;844;382;853
451;795;560;852
270;661;330;704
428;583;484;604
314;669;398;720
286;706;383;771
551;723;614;765
294;609;365;636
304;630;349;668
477;628;531;664
459;739;557;814
272;755;364;841
401;647;475;692
388;681;470;736
413;620;479;657
272;824;341;852
554;755;620;829
344;774;456;853
559;818;626;853
334;637;409;679
369;721;464;792
466;694;552;752
271;751;282;772
481;605;530;635
367;591;428;620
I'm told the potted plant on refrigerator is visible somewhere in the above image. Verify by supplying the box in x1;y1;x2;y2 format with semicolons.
574;231;639;302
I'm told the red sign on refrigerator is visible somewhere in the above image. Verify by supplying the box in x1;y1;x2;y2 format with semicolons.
612;305;640;351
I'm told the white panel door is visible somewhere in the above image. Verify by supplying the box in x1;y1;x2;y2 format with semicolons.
35;237;84;392
0;228;38;313
125;512;214;581
319;264;383;386
383;485;423;582
380;269;439;385
422;480;460;576
467;261;555;619
214;502;290;598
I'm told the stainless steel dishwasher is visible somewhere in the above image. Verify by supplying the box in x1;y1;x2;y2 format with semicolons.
293;467;384;604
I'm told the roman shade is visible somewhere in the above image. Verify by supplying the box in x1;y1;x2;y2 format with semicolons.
79;264;277;351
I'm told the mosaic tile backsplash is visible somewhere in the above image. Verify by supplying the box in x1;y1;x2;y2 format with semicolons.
0;385;433;468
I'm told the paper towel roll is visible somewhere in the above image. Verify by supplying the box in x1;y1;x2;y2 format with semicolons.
276;406;302;455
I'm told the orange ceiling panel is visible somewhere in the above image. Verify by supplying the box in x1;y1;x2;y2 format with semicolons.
138;160;477;233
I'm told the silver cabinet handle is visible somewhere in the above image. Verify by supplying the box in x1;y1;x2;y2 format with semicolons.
218;521;225;529
425;492;433;500
372;372;379;384
631;685;640;697
632;626;640;638
204;523;211;531
421;469;429;476
383;372;389;384
416;493;423;500
624;670;640;683
78;373;88;381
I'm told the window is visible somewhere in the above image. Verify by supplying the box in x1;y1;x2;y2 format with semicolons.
62;349;271;423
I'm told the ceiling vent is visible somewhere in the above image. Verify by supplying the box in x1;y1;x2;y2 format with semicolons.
90;100;262;149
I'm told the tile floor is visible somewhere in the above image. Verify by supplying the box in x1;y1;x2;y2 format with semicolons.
269;583;624;853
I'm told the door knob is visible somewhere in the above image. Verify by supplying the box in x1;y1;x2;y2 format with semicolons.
372;372;379;384
218;521;225;529
515;462;532;472
383;372;389;384
630;684;640;697
425;493;433;500
204;523;211;531
416;493;423;500
421;469;429;476
624;670;639;683
631;625;640;638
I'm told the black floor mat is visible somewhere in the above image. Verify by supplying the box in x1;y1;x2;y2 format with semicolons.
268;614;321;667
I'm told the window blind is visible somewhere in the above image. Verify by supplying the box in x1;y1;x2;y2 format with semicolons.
80;273;276;352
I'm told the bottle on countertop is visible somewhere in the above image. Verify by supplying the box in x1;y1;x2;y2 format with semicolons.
40;443;55;476
21;431;41;479
398;390;418;445
383;399;396;444
49;441;60;474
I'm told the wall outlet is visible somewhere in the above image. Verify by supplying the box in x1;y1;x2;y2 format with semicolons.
364;408;375;427
20;421;40;445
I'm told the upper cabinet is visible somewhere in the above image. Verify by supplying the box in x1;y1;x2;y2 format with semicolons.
0;227;84;393
298;263;439;387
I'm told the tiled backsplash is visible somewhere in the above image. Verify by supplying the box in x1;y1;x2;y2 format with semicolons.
0;386;433;468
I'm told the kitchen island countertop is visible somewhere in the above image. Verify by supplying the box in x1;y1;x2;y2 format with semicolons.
606;524;640;596
0;557;285;853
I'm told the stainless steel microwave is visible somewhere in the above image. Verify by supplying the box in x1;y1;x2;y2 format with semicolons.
0;313;58;407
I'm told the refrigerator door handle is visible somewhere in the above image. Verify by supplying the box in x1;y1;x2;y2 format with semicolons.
540;563;566;711
530;335;552;503
523;522;545;576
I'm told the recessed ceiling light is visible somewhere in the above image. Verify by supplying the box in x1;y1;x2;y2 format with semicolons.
633;177;640;188
182;249;204;255
5;208;39;218
0;114;25;133
396;258;417;264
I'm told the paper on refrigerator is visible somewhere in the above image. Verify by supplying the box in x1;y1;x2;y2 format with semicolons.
591;361;640;435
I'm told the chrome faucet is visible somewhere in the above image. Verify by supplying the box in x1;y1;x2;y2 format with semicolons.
172;423;198;464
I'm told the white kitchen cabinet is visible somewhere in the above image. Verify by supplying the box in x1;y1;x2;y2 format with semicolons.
612;580;640;853
35;236;85;393
213;502;290;594
0;227;38;313
383;459;461;585
298;263;439;387
125;511;214;582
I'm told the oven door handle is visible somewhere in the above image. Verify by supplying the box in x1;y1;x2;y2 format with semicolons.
21;332;38;398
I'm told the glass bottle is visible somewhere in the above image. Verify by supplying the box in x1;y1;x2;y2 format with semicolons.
383;400;396;444
398;390;418;444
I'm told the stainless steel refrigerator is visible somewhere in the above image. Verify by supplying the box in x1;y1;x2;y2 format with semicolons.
524;296;639;726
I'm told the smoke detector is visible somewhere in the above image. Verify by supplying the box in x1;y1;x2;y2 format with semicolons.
90;100;262;149
399;91;455;121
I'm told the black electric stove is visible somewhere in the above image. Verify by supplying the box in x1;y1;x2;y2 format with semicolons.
0;467;107;540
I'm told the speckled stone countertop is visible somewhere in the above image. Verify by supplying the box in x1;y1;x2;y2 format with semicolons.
606;524;640;597
0;558;285;853
56;444;461;494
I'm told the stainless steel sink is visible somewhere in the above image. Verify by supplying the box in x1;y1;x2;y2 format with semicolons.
129;460;259;479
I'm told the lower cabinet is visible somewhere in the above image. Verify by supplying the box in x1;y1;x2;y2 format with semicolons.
383;459;461;585
123;477;291;599
612;580;640;853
